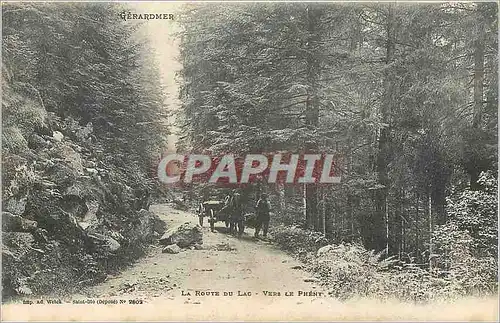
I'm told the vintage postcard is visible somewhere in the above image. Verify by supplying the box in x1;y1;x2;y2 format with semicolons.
1;0;498;321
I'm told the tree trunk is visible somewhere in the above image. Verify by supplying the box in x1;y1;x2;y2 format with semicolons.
321;187;326;235
304;4;321;231
303;183;309;228
395;189;404;259
415;193;420;263
428;190;434;271
470;5;486;190
385;195;389;254
472;15;485;130
371;4;395;252
278;182;286;217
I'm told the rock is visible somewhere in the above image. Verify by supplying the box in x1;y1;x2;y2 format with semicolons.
83;160;96;168
4;197;27;215
127;209;160;243
85;168;98;175
89;233;121;252
291;265;303;270
79;200;99;230
124;281;137;288
211;243;237;251
110;230;124;243
193;244;204;250
303;277;320;283
106;237;121;252
317;244;334;257
50;142;83;173
27;133;48;150
162;244;181;254
52;130;64;142
47;162;79;187
60;143;83;172
76;122;93;142
138;209;166;235
153;218;167;235
159;222;202;248
2;212;37;232
121;281;138;292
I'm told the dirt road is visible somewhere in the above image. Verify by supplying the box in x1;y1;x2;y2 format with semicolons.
80;204;327;304
3;204;498;321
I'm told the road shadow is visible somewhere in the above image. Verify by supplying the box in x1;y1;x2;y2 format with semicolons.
213;226;231;234
212;226;267;243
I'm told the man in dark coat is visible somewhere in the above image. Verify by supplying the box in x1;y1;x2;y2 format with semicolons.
230;192;245;237
254;193;271;238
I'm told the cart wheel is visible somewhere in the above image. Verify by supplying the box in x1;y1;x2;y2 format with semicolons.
210;210;215;232
199;216;204;227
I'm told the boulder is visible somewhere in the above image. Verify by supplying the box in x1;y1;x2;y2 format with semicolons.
110;230;125;243
127;209;156;243
85;168;98;175
76;122;93;142
162;244;181;254
138;209;166;235
159;222;203;248
88;233;121;253
2;212;37;232
50;142;83;173
105;237;121;252
52;130;64;142
79;200;100;230
28;133;48;150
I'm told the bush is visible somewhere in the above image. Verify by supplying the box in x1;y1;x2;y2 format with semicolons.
432;171;498;295
308;242;470;302
271;222;496;303
270;224;328;255
442;171;498;257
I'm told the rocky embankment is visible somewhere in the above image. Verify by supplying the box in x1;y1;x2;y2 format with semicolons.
2;79;166;299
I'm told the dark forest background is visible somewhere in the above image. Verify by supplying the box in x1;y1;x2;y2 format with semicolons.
175;2;498;298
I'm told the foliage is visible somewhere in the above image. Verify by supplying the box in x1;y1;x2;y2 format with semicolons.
2;2;169;298
432;171;498;295
443;171;498;257
274;228;494;303
270;224;329;255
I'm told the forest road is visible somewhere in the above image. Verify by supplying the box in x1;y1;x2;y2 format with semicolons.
6;204;496;321
76;203;331;320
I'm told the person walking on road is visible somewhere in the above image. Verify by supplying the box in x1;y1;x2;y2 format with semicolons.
230;191;245;237
254;193;271;238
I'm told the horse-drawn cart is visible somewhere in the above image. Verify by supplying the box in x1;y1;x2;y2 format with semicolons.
197;199;230;232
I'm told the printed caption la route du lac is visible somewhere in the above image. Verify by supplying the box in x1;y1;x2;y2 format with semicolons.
181;290;325;297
